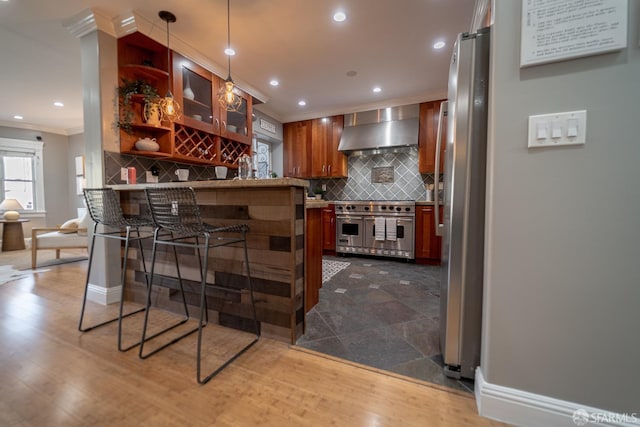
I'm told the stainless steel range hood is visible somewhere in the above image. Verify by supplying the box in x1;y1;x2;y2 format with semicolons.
338;104;419;154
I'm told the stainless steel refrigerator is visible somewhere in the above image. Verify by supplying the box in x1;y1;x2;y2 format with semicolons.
434;27;490;380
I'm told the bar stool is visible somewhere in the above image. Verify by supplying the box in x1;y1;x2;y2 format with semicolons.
79;188;190;352
141;187;259;384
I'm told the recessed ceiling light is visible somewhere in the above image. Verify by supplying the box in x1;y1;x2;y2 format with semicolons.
53;101;64;107
372;87;382;93
13;115;23;120
346;70;357;77
224;47;236;56
333;11;346;22
298;100;306;106
433;41;446;50
270;79;279;86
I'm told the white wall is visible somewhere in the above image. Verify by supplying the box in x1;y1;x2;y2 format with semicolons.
0;126;75;228
482;0;640;414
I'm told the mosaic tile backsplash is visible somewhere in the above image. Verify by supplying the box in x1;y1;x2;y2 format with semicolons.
105;149;436;202
311;148;435;201
104;151;228;185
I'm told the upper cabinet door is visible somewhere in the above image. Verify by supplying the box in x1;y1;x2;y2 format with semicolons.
173;53;215;134
217;76;253;146
326;115;346;177
418;100;446;174
283;120;311;178
310;115;346;178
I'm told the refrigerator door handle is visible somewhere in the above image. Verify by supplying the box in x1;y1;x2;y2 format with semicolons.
434;101;447;237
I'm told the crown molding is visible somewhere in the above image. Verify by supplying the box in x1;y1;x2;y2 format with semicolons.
63;8;116;39
110;10;268;105
0;120;79;136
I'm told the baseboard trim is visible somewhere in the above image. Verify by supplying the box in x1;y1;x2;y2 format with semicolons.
475;368;639;427
86;283;121;305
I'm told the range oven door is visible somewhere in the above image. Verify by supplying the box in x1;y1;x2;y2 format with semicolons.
364;216;415;259
336;215;363;253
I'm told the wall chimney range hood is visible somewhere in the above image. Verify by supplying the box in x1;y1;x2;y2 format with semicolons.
338;104;419;155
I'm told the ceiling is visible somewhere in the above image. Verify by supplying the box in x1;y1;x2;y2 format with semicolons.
0;0;475;135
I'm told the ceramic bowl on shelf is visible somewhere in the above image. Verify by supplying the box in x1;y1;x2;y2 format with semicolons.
227;124;237;133
135;137;159;152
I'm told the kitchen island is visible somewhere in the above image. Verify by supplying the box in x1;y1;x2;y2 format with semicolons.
111;178;309;343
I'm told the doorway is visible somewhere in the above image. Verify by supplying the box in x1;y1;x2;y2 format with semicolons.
296;255;473;393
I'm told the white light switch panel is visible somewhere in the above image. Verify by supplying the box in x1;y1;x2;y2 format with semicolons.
121;168;128;181
528;110;586;148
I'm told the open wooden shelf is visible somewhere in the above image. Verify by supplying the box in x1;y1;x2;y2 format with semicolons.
119;64;169;81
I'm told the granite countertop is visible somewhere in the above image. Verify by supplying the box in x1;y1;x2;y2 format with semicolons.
110;177;309;191
306;199;329;209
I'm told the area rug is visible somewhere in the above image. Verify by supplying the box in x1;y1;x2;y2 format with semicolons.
0;265;46;286
0;248;87;272
322;259;351;283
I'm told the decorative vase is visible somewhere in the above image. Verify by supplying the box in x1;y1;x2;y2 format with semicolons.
135;137;159;152
183;74;195;100
143;102;162;126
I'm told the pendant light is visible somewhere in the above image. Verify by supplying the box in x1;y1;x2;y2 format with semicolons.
158;11;182;122
217;0;243;112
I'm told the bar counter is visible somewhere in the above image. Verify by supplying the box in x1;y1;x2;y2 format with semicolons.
111;178;309;344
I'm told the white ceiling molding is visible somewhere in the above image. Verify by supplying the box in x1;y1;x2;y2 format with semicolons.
63;8;116;39
0;120;76;136
111;10;269;106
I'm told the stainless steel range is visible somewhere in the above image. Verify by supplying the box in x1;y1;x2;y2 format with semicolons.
335;200;415;259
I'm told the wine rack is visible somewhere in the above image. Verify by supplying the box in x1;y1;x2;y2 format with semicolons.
174;124;217;163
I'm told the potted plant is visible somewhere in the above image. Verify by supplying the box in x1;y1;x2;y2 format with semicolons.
313;187;326;200
117;78;160;133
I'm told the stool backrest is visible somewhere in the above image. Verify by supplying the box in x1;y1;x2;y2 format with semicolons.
145;187;203;233
83;188;126;227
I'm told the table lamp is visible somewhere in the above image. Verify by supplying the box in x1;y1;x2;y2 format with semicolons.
0;198;24;221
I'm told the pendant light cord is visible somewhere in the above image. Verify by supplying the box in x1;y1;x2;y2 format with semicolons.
227;0;232;80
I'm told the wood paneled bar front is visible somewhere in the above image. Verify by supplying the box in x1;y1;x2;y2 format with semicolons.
111;178;309;344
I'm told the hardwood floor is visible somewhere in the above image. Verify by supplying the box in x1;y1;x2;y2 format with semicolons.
0;260;506;426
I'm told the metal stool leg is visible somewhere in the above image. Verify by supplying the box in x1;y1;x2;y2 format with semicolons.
138;229;199;359
79;223;146;341
196;231;260;385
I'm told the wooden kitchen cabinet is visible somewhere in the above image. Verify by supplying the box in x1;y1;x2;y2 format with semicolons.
418;100;447;174
117;33;252;167
311;116;347;178
117;33;173;159
305;207;323;312
173;52;252;145
415;205;442;263
322;203;336;254
283;120;311;178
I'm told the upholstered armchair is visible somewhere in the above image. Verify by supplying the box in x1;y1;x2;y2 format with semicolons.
31;214;91;269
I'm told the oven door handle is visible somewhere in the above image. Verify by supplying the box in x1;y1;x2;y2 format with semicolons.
337;216;363;221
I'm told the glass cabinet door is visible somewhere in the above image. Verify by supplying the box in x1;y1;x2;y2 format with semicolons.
217;77;252;145
182;67;212;125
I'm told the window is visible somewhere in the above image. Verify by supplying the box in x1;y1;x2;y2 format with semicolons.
255;139;272;179
0;138;45;213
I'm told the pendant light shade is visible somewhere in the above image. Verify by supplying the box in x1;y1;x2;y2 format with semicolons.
217;0;243;113
159;11;182;122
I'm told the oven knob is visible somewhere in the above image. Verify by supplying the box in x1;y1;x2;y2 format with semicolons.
405;207;410;212
396;207;401;211
346;206;351;210
381;206;387;210
364;206;370;211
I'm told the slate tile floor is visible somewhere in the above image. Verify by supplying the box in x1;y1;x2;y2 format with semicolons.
296;255;474;393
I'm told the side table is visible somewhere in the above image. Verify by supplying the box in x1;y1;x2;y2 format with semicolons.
1;219;30;251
